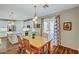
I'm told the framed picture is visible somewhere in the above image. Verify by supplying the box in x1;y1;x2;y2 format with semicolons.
63;22;72;31
36;24;40;28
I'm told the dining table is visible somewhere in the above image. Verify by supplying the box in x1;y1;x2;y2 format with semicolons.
22;36;52;54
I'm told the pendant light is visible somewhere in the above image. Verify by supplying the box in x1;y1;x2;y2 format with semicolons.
33;5;38;23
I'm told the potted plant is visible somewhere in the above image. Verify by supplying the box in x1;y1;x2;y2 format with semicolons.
32;28;36;39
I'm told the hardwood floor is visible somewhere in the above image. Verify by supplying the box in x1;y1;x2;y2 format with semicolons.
0;44;18;54
0;44;78;54
52;45;79;54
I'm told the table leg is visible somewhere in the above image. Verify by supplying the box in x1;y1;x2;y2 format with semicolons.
42;46;44;53
48;41;51;54
38;49;41;54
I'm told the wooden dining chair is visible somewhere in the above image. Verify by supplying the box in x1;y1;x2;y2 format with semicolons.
17;36;25;53
17;36;21;44
42;33;50;53
22;38;32;54
23;38;42;54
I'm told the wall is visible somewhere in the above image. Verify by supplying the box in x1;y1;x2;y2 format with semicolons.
77;7;79;51
59;7;78;50
55;6;79;50
44;6;79;51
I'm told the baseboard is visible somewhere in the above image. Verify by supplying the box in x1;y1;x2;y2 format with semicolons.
60;44;79;52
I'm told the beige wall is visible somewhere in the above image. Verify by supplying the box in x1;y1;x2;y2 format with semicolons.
77;7;79;51
44;6;79;51
59;7;78;50
57;7;79;50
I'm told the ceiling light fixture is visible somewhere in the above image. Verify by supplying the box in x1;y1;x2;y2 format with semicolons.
43;4;49;8
33;5;38;23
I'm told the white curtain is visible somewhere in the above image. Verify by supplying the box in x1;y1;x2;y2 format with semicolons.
41;15;61;46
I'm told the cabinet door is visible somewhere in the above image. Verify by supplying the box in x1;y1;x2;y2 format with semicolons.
8;34;18;44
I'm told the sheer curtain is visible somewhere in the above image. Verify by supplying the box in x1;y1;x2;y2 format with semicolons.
42;18;49;39
49;17;55;43
41;15;61;46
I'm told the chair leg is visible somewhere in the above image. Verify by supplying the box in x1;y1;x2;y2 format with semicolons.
48;41;51;54
21;48;26;54
17;47;22;54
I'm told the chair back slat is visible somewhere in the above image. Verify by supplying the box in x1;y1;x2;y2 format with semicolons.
23;38;30;51
17;36;22;44
17;36;25;48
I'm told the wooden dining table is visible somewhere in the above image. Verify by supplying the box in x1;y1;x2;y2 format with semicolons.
22;36;52;54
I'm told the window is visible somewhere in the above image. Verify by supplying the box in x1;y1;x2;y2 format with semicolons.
49;17;55;40
43;21;48;33
42;16;61;46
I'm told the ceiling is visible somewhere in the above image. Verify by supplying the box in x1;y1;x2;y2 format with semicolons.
0;4;79;20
